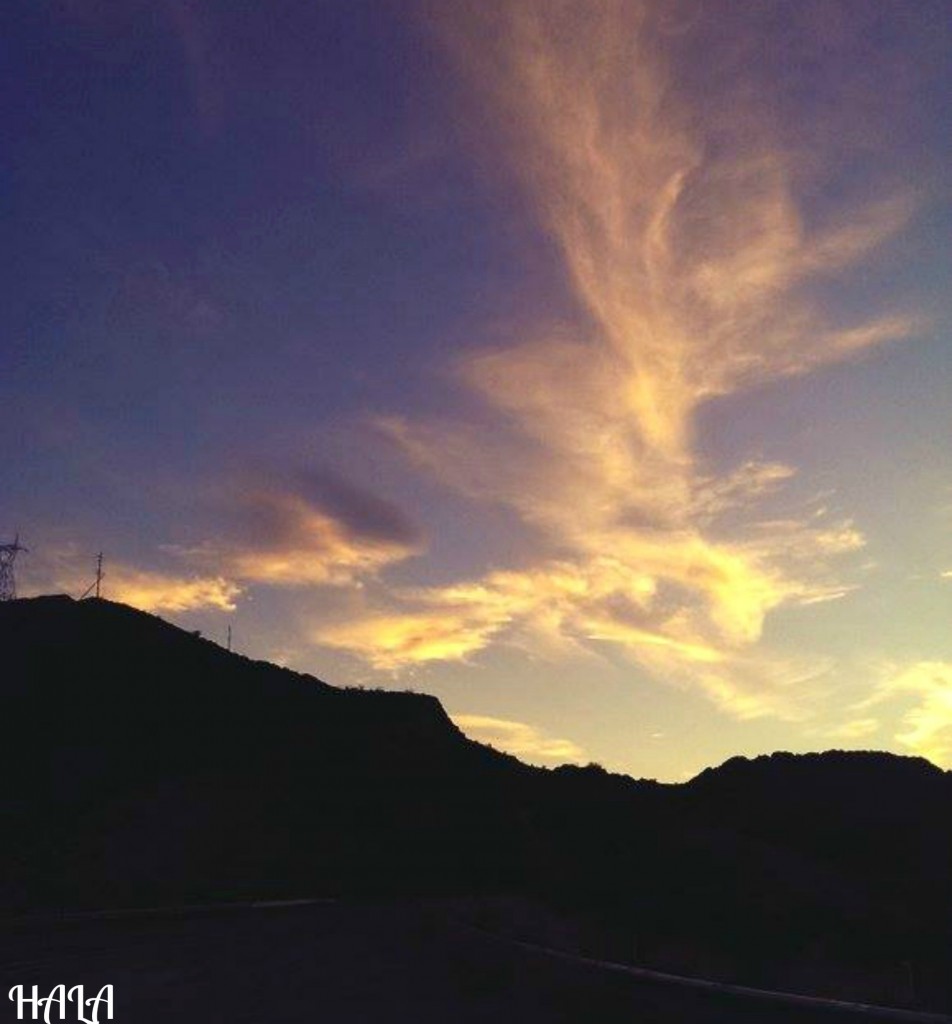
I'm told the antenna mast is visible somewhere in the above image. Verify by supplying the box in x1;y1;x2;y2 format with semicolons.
80;552;105;601
0;534;28;602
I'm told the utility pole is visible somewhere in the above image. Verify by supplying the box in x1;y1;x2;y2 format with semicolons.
227;624;232;652
0;534;27;602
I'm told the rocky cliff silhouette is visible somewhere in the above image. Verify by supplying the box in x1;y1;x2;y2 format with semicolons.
4;594;952;1009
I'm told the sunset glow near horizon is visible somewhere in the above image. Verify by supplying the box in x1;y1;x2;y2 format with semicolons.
5;1;952;781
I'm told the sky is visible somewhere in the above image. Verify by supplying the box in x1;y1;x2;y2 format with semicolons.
4;0;952;781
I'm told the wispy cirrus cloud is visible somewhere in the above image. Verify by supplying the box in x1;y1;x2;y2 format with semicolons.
314;1;917;722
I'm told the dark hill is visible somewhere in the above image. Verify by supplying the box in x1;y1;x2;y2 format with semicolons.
4;595;952;1010
3;595;539;908
684;750;952;899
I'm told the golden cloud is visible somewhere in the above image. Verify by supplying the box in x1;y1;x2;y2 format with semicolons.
315;2;918;722
101;567;241;614
451;714;586;764
868;662;952;767
25;545;241;614
315;607;508;671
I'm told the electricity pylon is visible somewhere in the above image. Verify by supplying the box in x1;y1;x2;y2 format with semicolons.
0;535;27;602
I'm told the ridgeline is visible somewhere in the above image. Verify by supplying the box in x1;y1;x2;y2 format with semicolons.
4;594;951;1009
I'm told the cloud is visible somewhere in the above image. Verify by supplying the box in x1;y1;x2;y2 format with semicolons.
866;662;952;767
294;469;422;547
173;472;422;589
23;543;240;614
314;606;508;671
316;545;840;720
23;469;421;617
313;2;918;724
451;714;586;765
101;567;240;613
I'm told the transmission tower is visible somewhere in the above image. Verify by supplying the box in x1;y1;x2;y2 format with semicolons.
0;535;27;602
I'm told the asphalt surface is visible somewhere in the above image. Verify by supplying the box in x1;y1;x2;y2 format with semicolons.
1;901;948;1024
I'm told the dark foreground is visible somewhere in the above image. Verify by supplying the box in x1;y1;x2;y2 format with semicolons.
2;902;946;1024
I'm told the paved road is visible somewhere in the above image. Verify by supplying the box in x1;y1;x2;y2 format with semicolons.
1;902;948;1024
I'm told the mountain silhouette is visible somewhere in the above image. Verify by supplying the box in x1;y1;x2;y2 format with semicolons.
4;594;952;1010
